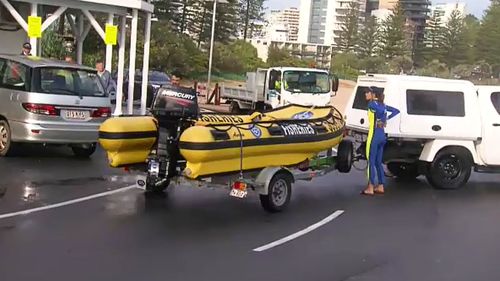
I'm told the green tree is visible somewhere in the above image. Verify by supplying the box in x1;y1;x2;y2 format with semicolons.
379;2;410;59
336;1;360;53
422;9;445;62
41;26;66;59
462;15;480;64
212;40;265;73
331;52;360;80
153;0;183;28
267;46;315;68
228;40;266;72
356;16;380;58
149;23;206;76
416;59;449;77
359;56;387;73
190;0;241;45
387;55;413;74
240;0;265;40
441;9;468;68
476;1;500;74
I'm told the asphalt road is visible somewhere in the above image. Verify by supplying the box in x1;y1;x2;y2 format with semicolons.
1;145;500;281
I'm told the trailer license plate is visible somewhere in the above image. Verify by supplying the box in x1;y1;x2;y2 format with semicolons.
230;189;247;198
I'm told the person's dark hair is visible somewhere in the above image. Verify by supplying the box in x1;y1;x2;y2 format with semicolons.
171;70;182;79
96;60;104;65
375;91;385;104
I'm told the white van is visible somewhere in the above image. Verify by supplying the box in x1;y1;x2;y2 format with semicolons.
345;74;500;189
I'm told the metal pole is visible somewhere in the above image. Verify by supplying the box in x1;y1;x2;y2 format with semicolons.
77;15;84;64
30;3;38;56
206;0;217;101
113;16;126;116
127;9;139;115
140;11;152;115
105;13;114;72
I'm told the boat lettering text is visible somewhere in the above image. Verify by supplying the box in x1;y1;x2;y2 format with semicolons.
280;124;315;136
161;90;196;100
200;115;245;124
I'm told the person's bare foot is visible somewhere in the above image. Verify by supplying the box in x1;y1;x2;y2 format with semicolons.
374;185;385;194
361;184;375;195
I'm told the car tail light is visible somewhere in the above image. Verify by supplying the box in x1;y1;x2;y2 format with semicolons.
22;103;58;116
92;107;111;118
232;181;247;191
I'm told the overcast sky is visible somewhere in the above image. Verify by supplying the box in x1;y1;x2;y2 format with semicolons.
266;0;490;18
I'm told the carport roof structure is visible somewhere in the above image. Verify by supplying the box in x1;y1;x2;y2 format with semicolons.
0;0;155;115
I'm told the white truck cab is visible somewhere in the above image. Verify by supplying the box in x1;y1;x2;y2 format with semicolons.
345;74;500;189
221;67;339;113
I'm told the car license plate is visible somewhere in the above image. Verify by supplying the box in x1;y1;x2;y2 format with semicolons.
230;188;248;198
63;110;89;120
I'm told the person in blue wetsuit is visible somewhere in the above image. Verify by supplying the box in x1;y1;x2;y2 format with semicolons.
361;86;400;196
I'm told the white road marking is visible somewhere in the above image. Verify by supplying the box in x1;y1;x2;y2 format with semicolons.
0;185;137;220
252;210;345;252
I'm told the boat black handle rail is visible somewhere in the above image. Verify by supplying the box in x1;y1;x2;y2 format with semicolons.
204;108;345;134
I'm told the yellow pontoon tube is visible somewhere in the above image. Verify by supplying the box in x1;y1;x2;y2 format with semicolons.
99;116;158;167
179;104;345;179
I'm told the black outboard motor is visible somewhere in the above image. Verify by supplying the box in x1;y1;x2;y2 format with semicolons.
147;85;199;193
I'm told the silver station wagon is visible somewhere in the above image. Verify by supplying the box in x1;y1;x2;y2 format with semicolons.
0;55;111;157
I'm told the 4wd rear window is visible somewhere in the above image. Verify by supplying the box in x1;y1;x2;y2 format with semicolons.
406;90;465;117
34;67;106;97
353;86;385;110
492;92;500;115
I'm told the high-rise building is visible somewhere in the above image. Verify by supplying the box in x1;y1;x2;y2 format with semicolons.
430;2;466;25
297;0;366;46
266;8;300;42
399;0;431;46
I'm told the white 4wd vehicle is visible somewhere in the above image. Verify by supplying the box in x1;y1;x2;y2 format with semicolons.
345;74;500;189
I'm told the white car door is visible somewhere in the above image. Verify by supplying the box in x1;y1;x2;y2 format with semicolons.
478;89;500;165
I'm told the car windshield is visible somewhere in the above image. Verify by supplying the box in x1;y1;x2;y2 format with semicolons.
38;67;106;97
283;71;330;94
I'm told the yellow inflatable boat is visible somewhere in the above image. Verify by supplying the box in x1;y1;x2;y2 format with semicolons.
99;104;345;179
180;105;345;178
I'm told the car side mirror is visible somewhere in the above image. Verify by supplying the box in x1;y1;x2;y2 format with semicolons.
331;74;339;93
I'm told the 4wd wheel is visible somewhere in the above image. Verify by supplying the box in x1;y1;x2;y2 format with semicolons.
387;162;420;181
260;172;292;213
425;148;472;190
71;143;97;158
0;120;18;157
337;140;354;173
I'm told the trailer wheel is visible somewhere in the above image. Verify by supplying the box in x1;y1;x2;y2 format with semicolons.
229;102;240;114
337;140;354;173
145;176;170;194
260;172;292;213
425;147;472;190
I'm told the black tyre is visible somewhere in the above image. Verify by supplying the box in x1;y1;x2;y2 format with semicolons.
337;140;354;173
0;120;18;157
260;172;293;213
387;162;420;181
425;148;472;190
229;101;240;114
71;143;97;158
145;176;170;194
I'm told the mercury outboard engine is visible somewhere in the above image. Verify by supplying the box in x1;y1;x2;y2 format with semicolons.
147;85;199;193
